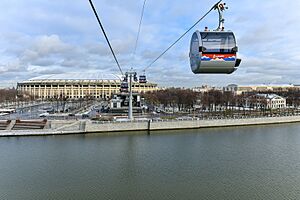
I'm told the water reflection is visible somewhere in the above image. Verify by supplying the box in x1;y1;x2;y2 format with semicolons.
1;124;300;199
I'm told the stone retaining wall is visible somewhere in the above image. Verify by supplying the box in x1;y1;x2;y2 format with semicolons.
1;116;300;137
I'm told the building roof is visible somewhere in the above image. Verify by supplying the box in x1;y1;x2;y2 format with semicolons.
19;73;157;87
256;94;285;100
28;73;122;81
237;84;294;88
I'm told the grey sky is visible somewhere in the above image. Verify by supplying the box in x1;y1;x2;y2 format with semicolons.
0;0;300;87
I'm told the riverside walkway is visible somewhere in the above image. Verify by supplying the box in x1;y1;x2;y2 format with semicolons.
1;115;300;137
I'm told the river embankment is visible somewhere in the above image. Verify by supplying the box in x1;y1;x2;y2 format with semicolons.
1;115;300;137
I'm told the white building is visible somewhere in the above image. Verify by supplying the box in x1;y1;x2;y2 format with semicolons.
251;94;286;109
193;85;223;93
110;93;143;113
223;84;238;93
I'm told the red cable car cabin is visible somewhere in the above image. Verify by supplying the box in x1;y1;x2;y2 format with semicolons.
189;30;241;74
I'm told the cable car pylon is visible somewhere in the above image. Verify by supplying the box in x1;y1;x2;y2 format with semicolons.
124;70;137;120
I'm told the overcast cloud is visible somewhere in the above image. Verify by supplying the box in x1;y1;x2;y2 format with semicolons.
0;0;300;87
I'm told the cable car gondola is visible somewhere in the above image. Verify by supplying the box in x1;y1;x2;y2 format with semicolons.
190;30;241;74
120;81;129;93
120;76;129;93
189;2;241;74
139;74;147;83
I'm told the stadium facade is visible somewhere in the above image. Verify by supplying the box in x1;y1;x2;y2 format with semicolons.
17;73;158;99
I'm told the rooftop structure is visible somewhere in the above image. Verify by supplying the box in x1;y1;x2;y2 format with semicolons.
28;73;122;82
224;84;298;95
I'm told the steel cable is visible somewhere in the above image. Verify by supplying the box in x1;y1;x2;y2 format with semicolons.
88;0;124;75
133;0;147;57
144;0;221;71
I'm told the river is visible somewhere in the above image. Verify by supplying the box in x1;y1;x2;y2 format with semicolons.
1;123;300;199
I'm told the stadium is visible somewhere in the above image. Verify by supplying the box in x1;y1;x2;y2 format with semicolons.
17;73;158;99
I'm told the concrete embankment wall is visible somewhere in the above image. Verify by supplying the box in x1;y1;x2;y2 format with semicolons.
0;130;85;137
85;116;300;133
1;116;300;137
86;121;149;133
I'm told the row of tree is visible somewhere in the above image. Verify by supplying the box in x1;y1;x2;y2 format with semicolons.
0;88;17;102
0;88;35;104
143;88;300;114
143;88;198;112
143;88;258;113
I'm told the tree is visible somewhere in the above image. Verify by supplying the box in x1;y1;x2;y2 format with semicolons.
143;88;198;113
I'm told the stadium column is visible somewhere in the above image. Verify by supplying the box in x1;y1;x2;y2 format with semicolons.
44;85;46;99
38;85;41;98
102;81;104;99
50;84;53;98
64;84;67;97
95;84;98;99
71;85;74;99
109;82;112;98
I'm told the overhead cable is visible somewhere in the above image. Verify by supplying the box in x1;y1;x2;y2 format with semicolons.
144;0;222;71
133;0;147;57
88;0;124;75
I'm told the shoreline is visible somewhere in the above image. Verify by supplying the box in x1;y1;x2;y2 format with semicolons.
1;115;300;137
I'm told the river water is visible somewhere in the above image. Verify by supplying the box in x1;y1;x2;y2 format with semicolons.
1;124;300;200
